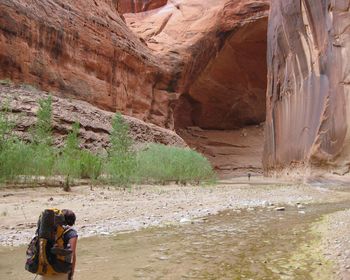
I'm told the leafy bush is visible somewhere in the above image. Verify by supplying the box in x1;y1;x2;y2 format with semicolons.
135;144;216;184
79;150;102;180
31;96;53;146
0;79;12;85
28;96;55;177
0;100;15;149
0;140;30;182
0;97;55;182
105;113;136;186
0;96;216;186
56;122;102;181
56;122;81;177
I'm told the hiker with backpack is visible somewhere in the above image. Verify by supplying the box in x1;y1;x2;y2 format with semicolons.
26;209;78;280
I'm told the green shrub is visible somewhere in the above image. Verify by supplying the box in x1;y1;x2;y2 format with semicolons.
135;144;216;184
79;150;102;180
106;113;136;186
0;97;216;186
0;140;30;182
0;100;15;150
0;98;55;182
56;122;102;181
56;122;82;179
27;143;55;177
0;79;12;85
31;96;53;146
28;96;55;177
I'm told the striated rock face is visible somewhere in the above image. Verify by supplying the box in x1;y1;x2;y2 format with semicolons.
125;0;269;129
263;0;350;174
116;0;167;14
0;84;186;151
0;0;269;132
0;0;178;129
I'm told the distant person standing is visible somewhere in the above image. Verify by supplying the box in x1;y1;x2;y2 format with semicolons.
247;173;251;181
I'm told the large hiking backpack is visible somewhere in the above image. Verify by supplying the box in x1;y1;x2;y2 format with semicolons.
25;208;73;276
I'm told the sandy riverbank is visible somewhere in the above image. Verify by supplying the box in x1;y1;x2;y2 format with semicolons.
321;209;350;279
1;177;350;247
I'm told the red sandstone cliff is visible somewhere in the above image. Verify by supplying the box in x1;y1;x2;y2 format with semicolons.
125;0;269;129
0;0;269;131
0;83;186;150
117;0;167;14
0;0;177;128
263;0;350;175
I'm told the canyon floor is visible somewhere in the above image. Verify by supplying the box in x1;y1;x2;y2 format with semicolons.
178;125;264;178
1;178;350;279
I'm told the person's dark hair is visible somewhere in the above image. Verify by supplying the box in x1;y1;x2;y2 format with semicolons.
62;209;76;226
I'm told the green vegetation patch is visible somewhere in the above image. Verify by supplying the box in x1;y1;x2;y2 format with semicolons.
136;144;216;185
0;96;215;187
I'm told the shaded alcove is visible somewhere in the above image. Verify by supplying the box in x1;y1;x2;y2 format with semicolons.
174;18;268;130
173;18;268;177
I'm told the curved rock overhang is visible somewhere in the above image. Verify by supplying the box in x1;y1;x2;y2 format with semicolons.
174;17;268;130
0;0;269;141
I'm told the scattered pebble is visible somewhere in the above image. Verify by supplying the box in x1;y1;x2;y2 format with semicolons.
180;218;191;224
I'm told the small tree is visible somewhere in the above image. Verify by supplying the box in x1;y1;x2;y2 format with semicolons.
57;122;81;183
0;100;15;150
64;122;80;155
29;96;55;177
106;113;135;186
31;96;53;146
109;113;133;154
56;122;102;185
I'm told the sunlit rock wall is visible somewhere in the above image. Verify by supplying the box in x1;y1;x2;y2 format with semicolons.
0;0;176;128
263;0;350;174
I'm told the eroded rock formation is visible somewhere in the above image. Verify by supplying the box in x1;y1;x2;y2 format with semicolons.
116;0;167;14
125;0;269;129
263;0;350;174
0;84;186;151
0;0;269;131
0;0;177;129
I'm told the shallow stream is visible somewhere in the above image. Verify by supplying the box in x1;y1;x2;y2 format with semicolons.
1;201;349;280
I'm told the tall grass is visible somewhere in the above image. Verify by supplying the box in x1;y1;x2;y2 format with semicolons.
135;144;216;184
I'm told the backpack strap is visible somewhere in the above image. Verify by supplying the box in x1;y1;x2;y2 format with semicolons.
55;226;72;243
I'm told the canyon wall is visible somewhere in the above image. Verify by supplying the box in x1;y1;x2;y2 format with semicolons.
124;0;269;129
0;0;269;132
116;0;167;14
0;83;186;151
263;0;350;174
0;0;177;129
